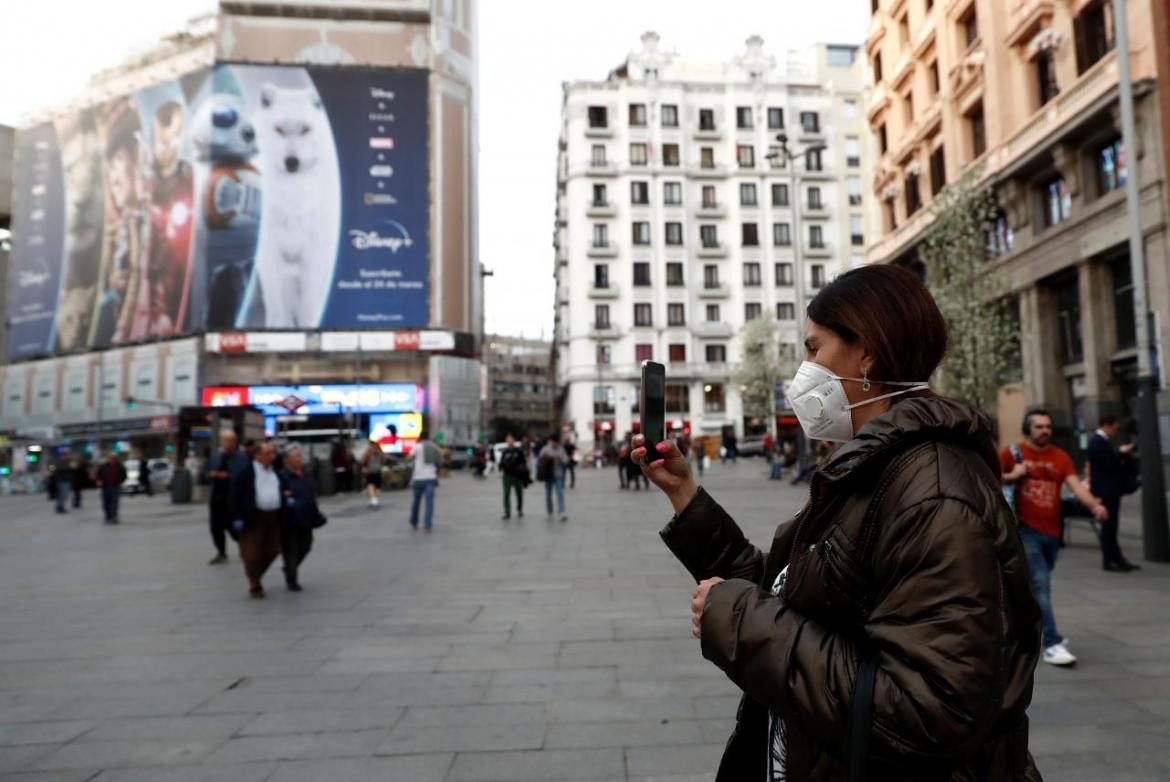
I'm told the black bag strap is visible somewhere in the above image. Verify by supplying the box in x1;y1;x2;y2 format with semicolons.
845;653;879;782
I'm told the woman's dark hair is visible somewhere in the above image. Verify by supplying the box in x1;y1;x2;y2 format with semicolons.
806;264;948;384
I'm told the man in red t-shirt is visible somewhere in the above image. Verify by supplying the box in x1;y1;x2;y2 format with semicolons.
1001;409;1107;667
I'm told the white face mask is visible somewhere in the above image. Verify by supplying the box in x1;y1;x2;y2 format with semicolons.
786;361;930;443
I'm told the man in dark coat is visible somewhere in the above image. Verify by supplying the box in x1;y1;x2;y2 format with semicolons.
1088;415;1141;572
205;429;249;565
96;454;127;524
230;442;285;598
278;446;320;591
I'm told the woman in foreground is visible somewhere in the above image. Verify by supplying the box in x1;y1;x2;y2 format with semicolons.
634;265;1042;780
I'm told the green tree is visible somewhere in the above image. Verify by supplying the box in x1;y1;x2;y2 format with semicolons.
733;317;798;438
920;169;1019;410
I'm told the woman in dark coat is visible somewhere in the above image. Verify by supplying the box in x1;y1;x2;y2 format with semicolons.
633;265;1042;781
279;446;322;592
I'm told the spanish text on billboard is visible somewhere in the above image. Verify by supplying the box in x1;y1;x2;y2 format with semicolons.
6;65;430;360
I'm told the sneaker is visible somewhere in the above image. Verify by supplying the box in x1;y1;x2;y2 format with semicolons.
208;553;228;565
1043;642;1077;667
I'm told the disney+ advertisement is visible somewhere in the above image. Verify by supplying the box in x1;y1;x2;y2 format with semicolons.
6;65;429;360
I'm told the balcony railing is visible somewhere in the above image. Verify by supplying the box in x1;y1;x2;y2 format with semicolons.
587;242;619;258
697;242;728;257
698;283;730;299
586;201;616;217
588;282;620;298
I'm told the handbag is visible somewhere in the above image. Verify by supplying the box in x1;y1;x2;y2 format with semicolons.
845;653;878;781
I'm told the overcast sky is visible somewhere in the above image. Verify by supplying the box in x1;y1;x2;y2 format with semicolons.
0;0;868;340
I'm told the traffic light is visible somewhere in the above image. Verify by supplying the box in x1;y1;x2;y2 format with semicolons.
126;396;136;410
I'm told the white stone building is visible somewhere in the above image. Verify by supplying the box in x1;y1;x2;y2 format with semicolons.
553;33;866;453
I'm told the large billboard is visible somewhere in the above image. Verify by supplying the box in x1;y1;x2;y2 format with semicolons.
6;64;429;360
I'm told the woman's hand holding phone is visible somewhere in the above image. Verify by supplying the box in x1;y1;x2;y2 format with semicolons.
632;434;698;515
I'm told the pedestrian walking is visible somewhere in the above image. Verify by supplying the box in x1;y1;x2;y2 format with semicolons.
617;435;631;490
96;453;127;524
361;441;385;508
230;442;285;599
71;457;90;508
279;446;323;591
720;430;738;464
1087;415;1142;572
54;457;73;514
409;434;440;531
563;438;577;489
632;265;1044;779
538;433;568;522
499;433;528;520
204;430;249;565
1002;409;1108;666
138;457;153;496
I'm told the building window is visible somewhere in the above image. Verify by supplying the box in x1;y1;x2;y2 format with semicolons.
629;103;647;127
928;60;941;94
737;145;755;168
666;262;684;285
740;183;758;206
665;384;690;413
967;103;986;158
594;264;609;288
1096;138;1126;196
1054;274;1084;363
663;181;682;205
1075;0;1115;74
873;51;883;82
743;262;762;287
632;221;651;245
777;302;796;320
775;262;793;286
706;345;727;363
745;302;763;321
634;303;653;327
593;385;615;415
630;143;648;166
668;303;686;326
1112;256;1136;349
906;172;922;216
700;225;719;247
1040;176;1071;228
807;186;823;209
635;343;653;363
811;264;826;288
848;176;862;206
960;3;978;48
700;147;715;168
665;221;683;245
633;262;651;286
663;143;680;167
827;45;857;67
987;208;1014;257
736;106;753;129
591;145;607;165
885;199;898;232
800;111;820;133
771;183;790;206
843;99;857;119
661;104;679;127
845;137;860;167
631;181;649;204
806;148;823;171
809;225;825;248
850;215;864;246
767;107;784;129
1035;50;1060;107
597;344;611;365
701;185;717;208
773;223;792;247
703;264;720;288
878;123;888;154
592;183;607;207
929;145;946;196
588;106;608;128
742;223;760;246
594;304;610;328
669;344;687;363
706;304;720;322
592;224;608;247
903;90;915;124
699;108;716;131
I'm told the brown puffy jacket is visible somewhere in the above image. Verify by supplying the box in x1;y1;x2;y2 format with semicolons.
661;396;1043;781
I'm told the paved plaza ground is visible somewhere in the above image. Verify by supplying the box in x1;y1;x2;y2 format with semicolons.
1;460;1169;781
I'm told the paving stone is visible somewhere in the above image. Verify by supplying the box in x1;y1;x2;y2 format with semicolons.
266;754;452;782
445;748;625;781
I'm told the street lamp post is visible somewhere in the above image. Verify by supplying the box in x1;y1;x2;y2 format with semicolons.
1113;0;1170;561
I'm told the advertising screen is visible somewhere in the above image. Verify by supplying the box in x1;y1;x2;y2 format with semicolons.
7;65;430;360
201;383;423;416
369;411;423;454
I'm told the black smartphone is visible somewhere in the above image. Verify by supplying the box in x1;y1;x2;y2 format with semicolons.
639;360;666;457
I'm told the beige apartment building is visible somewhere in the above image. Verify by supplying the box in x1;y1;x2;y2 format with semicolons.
865;0;1170;452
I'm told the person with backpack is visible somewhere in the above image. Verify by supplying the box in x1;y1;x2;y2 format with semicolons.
631;265;1044;780
362;441;386;508
538;433;569;522
498;433;528;520
409;433;441;531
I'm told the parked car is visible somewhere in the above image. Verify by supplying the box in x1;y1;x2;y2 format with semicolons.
122;458;174;494
737;436;767;457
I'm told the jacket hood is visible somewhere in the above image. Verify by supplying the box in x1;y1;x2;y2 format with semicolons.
820;395;1000;483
